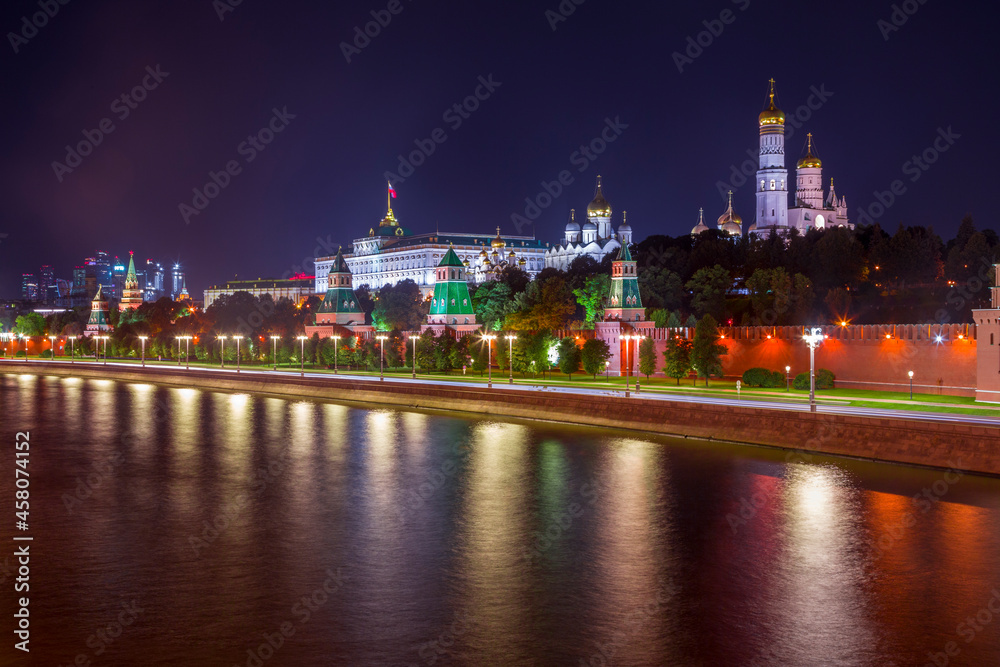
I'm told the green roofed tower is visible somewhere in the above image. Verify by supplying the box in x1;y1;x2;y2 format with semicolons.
86;284;113;335
316;247;365;326
427;245;477;328
119;252;143;312
604;242;645;322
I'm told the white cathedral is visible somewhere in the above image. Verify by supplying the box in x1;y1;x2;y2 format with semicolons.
544;176;633;270
693;79;851;237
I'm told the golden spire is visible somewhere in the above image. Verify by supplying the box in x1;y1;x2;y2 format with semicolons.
768;78;776;106
379;181;397;227
759;78;785;126
807;132;814;153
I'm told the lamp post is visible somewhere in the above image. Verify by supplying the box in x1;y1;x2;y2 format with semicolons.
70;336;75;364
297;335;307;377
634;335;645;393
605;360;610;379
101;336;109;365
409;335;418;378
483;334;496;388
332;335;341;374
271;335;280;370
802;327;825;413
504;334;517;384
785;365;791;392
376;335;388;381
48;335;57;361
138;335;147;367
182;336;192;370
218;335;226;369
22;335;29;363
623;335;633;397
233;335;243;374
908;370;914;400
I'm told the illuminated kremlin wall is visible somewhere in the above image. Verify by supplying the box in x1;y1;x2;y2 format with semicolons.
642;323;978;397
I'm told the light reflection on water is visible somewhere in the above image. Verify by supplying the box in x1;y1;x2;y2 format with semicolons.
1;374;999;666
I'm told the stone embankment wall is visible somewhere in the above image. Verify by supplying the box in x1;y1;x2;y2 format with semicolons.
4;362;998;477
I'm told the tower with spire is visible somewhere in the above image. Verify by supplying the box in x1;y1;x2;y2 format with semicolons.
604;243;645;323
785;132;852;232
119;252;143;312
85;284;112;335
316;247;365;326
425;244;479;335
755;78;789;232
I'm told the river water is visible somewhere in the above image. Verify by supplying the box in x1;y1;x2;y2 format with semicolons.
1;373;1000;666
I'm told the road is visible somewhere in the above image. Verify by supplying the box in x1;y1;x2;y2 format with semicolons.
4;358;999;428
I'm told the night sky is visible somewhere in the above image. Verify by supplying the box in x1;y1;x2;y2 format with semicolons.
1;0;994;297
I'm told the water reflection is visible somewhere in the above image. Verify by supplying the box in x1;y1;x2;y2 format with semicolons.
1;374;1000;666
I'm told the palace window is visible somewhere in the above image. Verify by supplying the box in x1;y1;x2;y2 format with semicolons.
770;179;776;190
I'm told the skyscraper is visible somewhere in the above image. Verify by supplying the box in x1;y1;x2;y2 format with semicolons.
171;263;185;300
146;260;164;301
20;274;39;302
38;265;55;305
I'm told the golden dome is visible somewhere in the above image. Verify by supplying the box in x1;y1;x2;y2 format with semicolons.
479;246;488;259
759;78;785;126
491;227;506;248
796;132;823;169
518;256;526;266
587;175;612;218
691;208;710;235
717;191;743;233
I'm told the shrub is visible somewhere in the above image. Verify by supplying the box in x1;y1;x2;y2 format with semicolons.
40;350;53;359
765;370;785;388
741;367;770;387
793;368;835;390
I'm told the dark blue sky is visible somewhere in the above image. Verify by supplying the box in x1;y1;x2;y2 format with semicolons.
1;0;994;297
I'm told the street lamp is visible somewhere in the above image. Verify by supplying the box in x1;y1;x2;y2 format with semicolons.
409;334;418;378
785;365;791;392
332;335;341;374
138;335;148;367
175;336;183;365
271;335;280;370
483;334;496;388
622;335;635;397
182;335;192;370
605;360;610;379
218;335;227;369
376;335;388;381
802;327;825;412
21;335;28;363
233;335;244;374
48;335;56;361
634;335;645;393
69;336;75;364
505;334;517;384
100;335;110;365
297;335;307;377
908;370;914;400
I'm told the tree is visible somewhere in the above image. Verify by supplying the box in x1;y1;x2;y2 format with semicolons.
471;281;515;331
372;280;426;331
557;337;581;379
505;276;576;331
471;339;489;376
572;274;610;328
638;266;684;311
14;313;46;336
691;315;727;386
663;335;693;385
686;265;731;320
637;337;657;379
581;338;611;378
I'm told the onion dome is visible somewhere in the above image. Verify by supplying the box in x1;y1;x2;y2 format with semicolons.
518;256;526;266
587;175;612;218
491;226;506;248
491;248;499;261
508;250;517;261
691;208;710;235
617;210;631;232
565;209;580;232
717;191;743;236
582;220;597;232
479;246;488;259
462;258;470;268
758;78;785;127
797;132;823;169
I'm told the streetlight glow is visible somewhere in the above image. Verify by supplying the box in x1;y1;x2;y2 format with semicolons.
504;334;517;384
376;335;388;381
802;327;825;412
482;334;497;388
138;335;148;367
